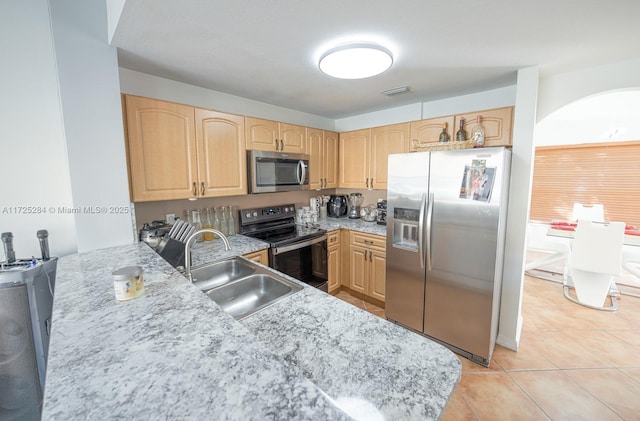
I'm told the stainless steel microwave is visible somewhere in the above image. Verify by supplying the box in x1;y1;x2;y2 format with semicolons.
248;150;310;193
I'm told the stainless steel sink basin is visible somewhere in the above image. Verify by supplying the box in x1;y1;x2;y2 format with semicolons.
205;274;303;319
190;258;255;291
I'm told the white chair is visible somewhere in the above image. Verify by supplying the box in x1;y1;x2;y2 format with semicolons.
563;220;625;310
572;203;604;223
525;222;570;281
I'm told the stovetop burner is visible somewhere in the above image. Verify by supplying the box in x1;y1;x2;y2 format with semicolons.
239;204;326;246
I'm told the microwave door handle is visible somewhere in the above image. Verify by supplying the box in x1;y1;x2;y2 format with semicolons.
297;160;306;185
418;192;426;270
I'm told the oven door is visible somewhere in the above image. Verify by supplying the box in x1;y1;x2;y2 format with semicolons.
270;235;328;292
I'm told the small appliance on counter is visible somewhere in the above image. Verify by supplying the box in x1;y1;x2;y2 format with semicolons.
0;230;57;418
360;204;378;222
327;195;348;218
348;192;363;219
139;220;171;248
376;199;387;225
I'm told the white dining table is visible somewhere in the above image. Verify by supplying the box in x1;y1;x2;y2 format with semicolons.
547;227;640;247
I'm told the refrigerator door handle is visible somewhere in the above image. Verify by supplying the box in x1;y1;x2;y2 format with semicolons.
418;192;426;269
426;192;434;271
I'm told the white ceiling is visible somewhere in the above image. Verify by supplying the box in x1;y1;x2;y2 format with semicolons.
110;0;640;119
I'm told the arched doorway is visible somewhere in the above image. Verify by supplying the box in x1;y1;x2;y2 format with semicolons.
527;89;640;293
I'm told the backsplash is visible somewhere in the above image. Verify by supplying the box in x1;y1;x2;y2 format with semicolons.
133;189;387;232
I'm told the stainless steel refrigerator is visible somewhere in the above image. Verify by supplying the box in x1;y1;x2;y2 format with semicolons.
385;147;511;366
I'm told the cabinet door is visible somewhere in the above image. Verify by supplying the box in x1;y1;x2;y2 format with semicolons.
245;117;278;151
324;131;339;188
243;249;268;265
349;245;368;294
307;128;323;189
125;95;198;202
368;250;386;302
454;107;513;147
279;123;306;153
339;129;370;188
195;109;247;197
328;244;341;293
410;116;455;151
370;122;410;190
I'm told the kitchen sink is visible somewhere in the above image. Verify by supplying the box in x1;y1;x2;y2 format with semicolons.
204;274;303;320
190;258;255;291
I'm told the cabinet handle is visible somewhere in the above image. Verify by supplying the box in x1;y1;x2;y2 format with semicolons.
370;178;374;189
369;250;373;262
201;182;205;196
364;240;373;244
192;182;197;196
322;178;326;188
275;139;279;151
365;178;369;188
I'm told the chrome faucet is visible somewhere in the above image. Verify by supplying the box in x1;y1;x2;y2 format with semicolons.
184;229;231;282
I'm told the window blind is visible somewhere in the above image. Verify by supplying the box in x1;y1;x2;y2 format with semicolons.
530;141;640;227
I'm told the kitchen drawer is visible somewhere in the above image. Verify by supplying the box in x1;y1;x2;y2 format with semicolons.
328;230;341;246
350;231;385;250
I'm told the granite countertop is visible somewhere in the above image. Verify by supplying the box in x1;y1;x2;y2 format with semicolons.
43;232;460;420
317;217;387;236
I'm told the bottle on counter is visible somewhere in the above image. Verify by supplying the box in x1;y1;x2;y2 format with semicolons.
471;115;485;148
219;206;229;236
212;207;221;239
438;122;450;143
202;208;214;241
192;210;203;242
456;118;467;142
227;205;236;236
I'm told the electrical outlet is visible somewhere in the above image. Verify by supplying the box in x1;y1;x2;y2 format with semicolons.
166;213;176;224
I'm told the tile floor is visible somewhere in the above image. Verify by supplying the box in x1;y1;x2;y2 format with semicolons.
333;276;640;420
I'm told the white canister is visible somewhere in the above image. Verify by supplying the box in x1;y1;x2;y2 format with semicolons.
112;265;144;301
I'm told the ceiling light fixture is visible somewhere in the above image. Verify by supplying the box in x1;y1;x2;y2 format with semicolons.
319;42;393;79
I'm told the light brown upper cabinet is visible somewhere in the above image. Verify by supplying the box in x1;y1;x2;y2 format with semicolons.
339;123;410;190
308;128;339;190
245;117;306;153
369;123;411;190
410;116;454;152
453;106;513;147
124;95;246;202
195;109;247;198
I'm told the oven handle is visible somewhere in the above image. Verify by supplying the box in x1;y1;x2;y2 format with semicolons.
272;234;327;255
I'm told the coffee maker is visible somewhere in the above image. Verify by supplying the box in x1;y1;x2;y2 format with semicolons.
348;193;363;219
327;195;348;218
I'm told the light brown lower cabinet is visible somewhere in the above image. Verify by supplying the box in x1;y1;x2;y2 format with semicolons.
348;231;386;302
327;230;341;293
243;249;268;265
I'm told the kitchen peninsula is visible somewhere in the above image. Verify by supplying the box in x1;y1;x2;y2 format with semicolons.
42;232;460;420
